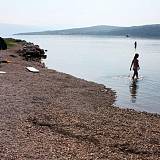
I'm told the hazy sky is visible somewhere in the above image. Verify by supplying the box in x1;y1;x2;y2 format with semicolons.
0;0;160;28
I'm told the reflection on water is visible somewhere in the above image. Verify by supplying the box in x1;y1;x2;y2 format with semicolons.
129;79;139;103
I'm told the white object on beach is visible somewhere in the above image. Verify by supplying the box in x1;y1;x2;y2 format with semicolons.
0;71;6;74
26;67;39;73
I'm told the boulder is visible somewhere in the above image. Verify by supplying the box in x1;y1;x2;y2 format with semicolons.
17;42;47;61
0;37;7;50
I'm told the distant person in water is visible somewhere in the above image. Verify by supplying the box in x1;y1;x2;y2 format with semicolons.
134;41;137;50
130;53;140;79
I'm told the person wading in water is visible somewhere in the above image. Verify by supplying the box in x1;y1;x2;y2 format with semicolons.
134;41;137;50
130;53;140;79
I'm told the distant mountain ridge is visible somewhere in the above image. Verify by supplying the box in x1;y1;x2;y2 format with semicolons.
106;24;160;38
15;24;160;38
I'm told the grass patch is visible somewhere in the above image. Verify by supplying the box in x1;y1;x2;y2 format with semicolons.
4;38;17;48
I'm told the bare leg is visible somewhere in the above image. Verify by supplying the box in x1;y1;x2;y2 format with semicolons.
132;72;136;79
135;71;139;79
132;70;138;79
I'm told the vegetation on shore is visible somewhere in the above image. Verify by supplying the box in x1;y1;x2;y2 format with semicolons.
4;38;18;48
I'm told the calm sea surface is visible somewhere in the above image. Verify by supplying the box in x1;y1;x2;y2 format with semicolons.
13;35;160;114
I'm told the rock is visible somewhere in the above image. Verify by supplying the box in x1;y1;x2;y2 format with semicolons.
0;37;7;50
17;42;47;61
10;54;17;58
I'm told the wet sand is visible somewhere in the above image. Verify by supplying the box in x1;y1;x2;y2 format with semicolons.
0;42;159;160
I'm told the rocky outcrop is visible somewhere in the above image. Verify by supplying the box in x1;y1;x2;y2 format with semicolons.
17;42;47;61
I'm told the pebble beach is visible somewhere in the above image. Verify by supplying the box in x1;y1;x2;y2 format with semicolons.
0;40;159;160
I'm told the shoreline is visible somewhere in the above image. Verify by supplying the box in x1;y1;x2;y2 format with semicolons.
0;40;159;159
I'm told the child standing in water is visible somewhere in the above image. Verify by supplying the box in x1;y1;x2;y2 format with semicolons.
130;53;140;79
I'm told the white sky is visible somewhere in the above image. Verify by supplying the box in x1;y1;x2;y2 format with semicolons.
0;0;160;28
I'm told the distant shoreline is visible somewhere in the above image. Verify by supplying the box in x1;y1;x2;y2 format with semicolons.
14;34;160;40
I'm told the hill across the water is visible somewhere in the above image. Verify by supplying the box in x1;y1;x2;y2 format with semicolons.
15;24;160;38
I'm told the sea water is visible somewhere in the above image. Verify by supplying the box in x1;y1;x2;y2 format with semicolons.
13;35;160;114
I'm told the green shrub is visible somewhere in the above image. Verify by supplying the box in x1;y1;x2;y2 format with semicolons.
4;38;17;48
